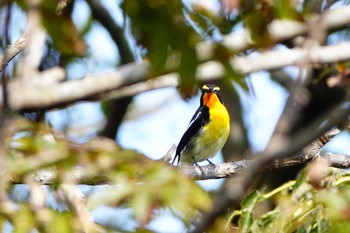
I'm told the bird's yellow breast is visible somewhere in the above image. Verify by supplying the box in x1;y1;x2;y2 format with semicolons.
183;93;230;163
202;99;230;149
203;92;230;137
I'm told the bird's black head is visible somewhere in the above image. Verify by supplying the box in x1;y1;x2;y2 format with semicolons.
200;84;223;105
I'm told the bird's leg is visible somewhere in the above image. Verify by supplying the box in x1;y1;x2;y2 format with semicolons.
192;157;205;175
192;157;200;166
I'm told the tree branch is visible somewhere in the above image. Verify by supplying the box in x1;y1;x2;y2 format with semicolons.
13;151;350;185
180;152;350;180
0;5;349;111
86;0;135;64
0;33;28;72
2;4;349;74
86;0;137;139
232;42;350;74
182;128;341;179
196;5;350;61
1;40;350;111
10;128;348;185
3;63;149;110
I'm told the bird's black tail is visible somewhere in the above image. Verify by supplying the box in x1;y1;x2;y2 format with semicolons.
171;154;179;165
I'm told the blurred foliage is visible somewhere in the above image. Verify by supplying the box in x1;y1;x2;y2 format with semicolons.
4;116;350;232
225;165;350;233
16;0;86;61
121;0;201;92
1;117;212;232
0;0;350;232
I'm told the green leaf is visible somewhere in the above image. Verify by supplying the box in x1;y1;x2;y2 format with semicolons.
132;188;152;225
12;205;35;233
255;208;280;230
275;0;303;20
45;211;75;233
239;190;262;232
40;1;87;58
16;1;87;59
122;0;200;91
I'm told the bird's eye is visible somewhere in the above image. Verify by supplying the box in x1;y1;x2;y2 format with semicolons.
213;86;220;92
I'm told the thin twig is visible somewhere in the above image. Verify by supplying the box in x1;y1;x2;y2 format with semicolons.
1;3;12;111
86;0;135;64
0;33;28;72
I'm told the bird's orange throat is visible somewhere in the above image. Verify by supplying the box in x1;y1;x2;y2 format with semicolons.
203;92;221;108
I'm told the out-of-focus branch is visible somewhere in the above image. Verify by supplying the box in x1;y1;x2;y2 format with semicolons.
24;167;111;185
0;33;28;72
86;0;134;64
1;2;13;111
100;73;178;100
2;4;348;73
58;185;100;232
16;0;47;81
232;42;350;74
0;5;349;111
86;0;136;139
1;40;350;111
196;5;350;61
3;63;149;110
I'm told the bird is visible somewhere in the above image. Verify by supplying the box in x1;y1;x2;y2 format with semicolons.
172;84;230;165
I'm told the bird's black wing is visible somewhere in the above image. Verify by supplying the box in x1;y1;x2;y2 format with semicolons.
172;105;209;165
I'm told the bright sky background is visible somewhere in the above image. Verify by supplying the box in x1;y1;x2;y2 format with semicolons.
6;0;350;232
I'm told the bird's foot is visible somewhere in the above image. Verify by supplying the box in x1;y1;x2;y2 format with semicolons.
192;157;205;176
